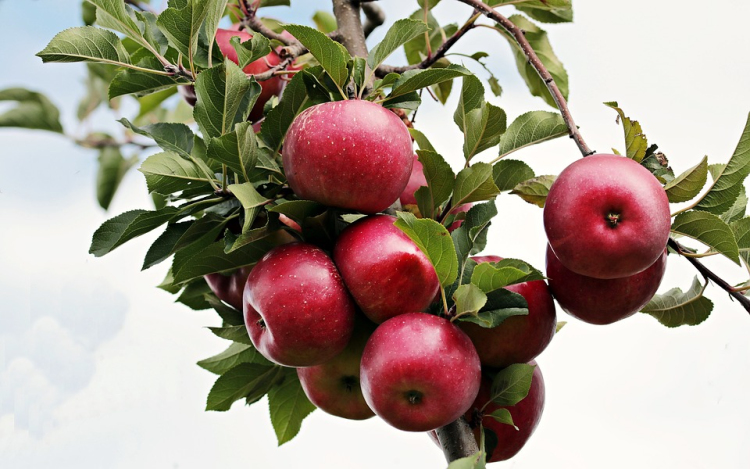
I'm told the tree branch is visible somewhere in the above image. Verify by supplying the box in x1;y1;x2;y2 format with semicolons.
668;238;750;315
454;0;594;157
332;0;369;57
362;2;385;38
376;12;480;77
436;417;480;463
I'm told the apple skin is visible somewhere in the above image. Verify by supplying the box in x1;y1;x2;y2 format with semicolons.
399;155;427;207
360;312;481;432
543;154;671;279
546;244;667;325
282;100;414;214
447;203;473;232
459;256;556;369
297;318;376;420
243;243;356;367
333;215;440;324
204;266;252;310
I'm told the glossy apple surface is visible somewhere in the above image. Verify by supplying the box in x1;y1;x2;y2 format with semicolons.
243;243;355;367
543;154;670;279
333;215;440;324
469;362;545;462
297;319;376;420
360;312;481;432
459;256;556;369
205;266;252;310
399;155;426;207
546;244;667;325
215;28;285;121
282;100;414;213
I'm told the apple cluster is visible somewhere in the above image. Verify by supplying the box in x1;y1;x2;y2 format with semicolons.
543;154;671;324
206;99;554;462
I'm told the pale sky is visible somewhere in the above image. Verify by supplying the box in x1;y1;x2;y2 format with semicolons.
1;1;749;468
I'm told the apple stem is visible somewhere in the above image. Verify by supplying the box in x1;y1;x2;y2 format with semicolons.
436;417;480;463
669;238;750;315
452;0;595;158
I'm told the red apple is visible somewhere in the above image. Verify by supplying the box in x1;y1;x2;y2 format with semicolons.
205;266;252;310
459;256;556;369
297;319;376;420
470;362;545;462
543;154;670;279
360;312;481;432
333;215;440;324
546;244;667;325
447;203;473;232
282;100;414;213
243;243;355;367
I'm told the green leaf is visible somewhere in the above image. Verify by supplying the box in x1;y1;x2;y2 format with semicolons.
268;200;326;224
471;259;544;293
230;34;272;69
89;207;179;257
0;88;64;133
671;211;740;264
206;363;282;411
459;289;528;328
604;102;649;163
451;202;497;272
198;342;270;375
492;160;535;191
176;279;212;310
157;0;211;62
82;1;97;25
453;284;488;317
388;65;472;99
394;212;458;287
194;61;262;139
731;217;750;266
488;408;516;428
721;186;747;224
367;19;430;71
497;16;568;108
283;24;350;89
87;0;145;43
462;103;507;160
210;324;253;345
259;66;311;152
404;10;454;66
139;152;214;194
173;237;281;284
489;363;535;407
556;321;567;333
96;146;137;210
517;5;573;23
204;0;230;64
208;121;267;181
228;182;270;233
37;26;131;67
452;163;500;207
510;174;556;207
143;215;228;270
696;113;750;215
641;277;713;327
664;156;708;203
312;11;337;34
453;74;484;132
109;58;183;99
498;111;567;159
415;150;455;219
409;128;436;152
120;118;194;157
446;452;485;469
268;370;317;446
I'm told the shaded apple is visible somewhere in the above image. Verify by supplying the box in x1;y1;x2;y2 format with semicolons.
399;155;426;208
546;244;667;325
360;312;481;432
459;256;556;369
282;100;414;214
333;215;440;324
543;154;670;279
243;243;355;367
297;318;376;420
204;266;252;310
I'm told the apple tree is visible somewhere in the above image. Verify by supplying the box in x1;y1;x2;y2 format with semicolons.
3;0;750;466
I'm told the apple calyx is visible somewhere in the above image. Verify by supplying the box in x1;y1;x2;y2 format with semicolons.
606;212;621;227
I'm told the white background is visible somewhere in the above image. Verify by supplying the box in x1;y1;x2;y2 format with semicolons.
1;0;749;468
